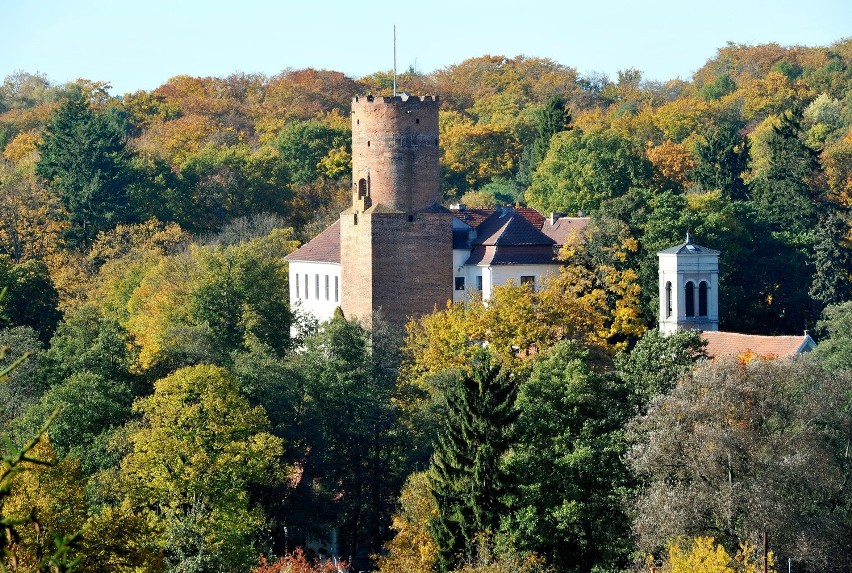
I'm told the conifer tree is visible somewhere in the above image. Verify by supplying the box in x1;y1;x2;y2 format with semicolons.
693;122;750;200
428;356;519;573
36;90;137;248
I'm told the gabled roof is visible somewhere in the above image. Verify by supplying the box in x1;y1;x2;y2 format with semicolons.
473;209;556;247
541;216;590;246
701;331;816;359
284;220;340;264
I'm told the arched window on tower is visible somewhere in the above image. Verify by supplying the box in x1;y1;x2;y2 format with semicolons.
665;281;672;318
358;178;368;199
698;281;708;317
685;281;695;317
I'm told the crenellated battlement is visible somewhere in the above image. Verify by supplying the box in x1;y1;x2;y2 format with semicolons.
352;94;439;106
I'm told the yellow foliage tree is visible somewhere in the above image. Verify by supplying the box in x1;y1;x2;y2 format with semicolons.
375;472;438;573
657;537;774;573
0;437;87;571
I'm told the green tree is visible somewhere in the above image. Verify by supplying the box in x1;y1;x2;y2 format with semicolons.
693;122;750;200
115;364;284;572
429;356;519;573
275;120;349;186
13;371;133;475
526;128;655;214
283;315;406;569
531;97;571;167
615;328;708;406
749;109;822;237
809;211;852;308
36;90;137;247
504;341;633;573
813;300;852;372
0;326;45;428
0;256;61;342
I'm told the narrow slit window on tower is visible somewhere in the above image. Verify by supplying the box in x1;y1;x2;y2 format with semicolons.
665;281;672;318
367;140;370;147
415;118;420;124
408;215;414;222
698;281;708;317
685;281;695;317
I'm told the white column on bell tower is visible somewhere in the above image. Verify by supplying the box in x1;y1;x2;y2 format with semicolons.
658;234;720;334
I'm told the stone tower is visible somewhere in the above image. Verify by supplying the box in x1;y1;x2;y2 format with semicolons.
658;234;720;334
340;94;452;328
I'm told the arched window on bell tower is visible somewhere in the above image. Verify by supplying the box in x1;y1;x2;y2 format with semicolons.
665;281;672;318
698;281;708;317
684;281;695;317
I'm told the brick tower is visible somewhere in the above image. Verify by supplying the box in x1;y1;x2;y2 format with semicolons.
340;94;452;328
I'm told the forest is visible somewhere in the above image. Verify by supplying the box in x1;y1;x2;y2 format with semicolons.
2;38;852;573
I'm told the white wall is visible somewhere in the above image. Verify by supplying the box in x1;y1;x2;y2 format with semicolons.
288;260;342;323
480;263;560;300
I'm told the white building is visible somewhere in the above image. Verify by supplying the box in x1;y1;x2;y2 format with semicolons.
285;207;589;324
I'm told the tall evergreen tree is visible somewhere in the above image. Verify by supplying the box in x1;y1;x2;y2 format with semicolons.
36;90;137;248
693;122;750;200
518;96;571;187
428;356;519;573
749;109;822;236
809;210;852;309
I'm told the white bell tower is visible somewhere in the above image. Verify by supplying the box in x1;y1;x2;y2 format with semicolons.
658;234;720;334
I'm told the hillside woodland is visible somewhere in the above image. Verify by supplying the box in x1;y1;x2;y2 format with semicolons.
2;39;852;573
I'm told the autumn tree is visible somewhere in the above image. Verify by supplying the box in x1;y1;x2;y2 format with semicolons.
429;356;519;573
114;364;284;572
36;89;138;247
375;471;438;573
629;357;852;571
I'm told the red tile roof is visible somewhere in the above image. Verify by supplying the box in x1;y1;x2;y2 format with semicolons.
284;220;340;264
701;331;816;359
541;216;590;246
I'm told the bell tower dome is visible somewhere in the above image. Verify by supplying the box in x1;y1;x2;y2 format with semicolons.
658;234;720;334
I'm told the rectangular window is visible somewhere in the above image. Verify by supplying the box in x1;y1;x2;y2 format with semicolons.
455;276;465;291
476;275;483;291
335;276;339;302
304;274;309;299
325;275;329;301
520;275;535;287
295;273;300;299
315;274;320;300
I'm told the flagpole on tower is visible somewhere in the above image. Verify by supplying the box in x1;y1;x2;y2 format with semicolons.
393;25;397;97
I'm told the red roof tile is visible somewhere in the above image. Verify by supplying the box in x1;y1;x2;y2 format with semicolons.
701;331;816;359
284;220;340;264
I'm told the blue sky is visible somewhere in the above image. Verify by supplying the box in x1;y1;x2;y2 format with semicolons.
3;0;850;96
